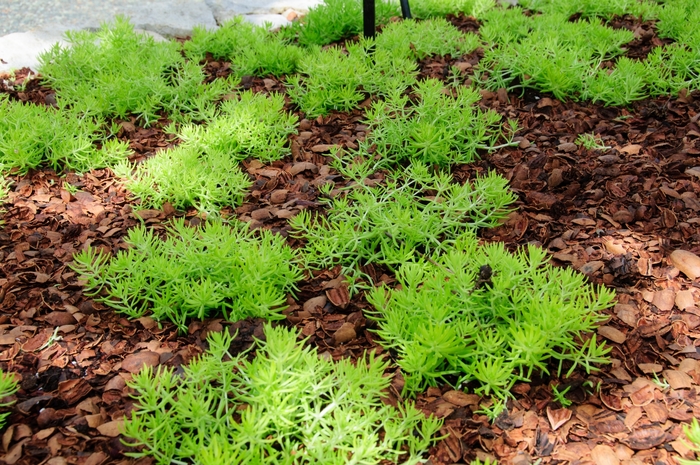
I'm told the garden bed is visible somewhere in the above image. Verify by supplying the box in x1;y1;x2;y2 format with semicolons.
0;0;699;463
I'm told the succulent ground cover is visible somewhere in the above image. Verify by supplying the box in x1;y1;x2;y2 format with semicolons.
0;0;699;464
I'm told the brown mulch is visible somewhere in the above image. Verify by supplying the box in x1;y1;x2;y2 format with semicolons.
0;16;699;465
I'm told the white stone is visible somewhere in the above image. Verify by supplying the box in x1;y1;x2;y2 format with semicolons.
206;0;322;23
242;14;291;30
0;31;67;73
125;0;217;37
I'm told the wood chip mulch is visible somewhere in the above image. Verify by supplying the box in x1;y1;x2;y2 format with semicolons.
0;15;699;465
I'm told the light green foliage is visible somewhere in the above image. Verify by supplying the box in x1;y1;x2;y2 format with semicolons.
375;18;481;60
584;57;648;106
0;369;18;429
478;12;635;101
291;0;399;46
479;2;700;104
184;17;303;77
643;44;700;97
575;133;610;150
287;40;417;117
365;78;506;166
71;219;302;332
291;164;516;272
39;16;233;126
657;0;700;45
367;231;616;398
123;324;442;465
681;418;700;465
519;0;659;20
409;0;496;18
0;95;131;174
115;91;296;212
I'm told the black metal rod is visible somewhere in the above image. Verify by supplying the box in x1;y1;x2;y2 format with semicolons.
363;0;376;39
400;0;412;19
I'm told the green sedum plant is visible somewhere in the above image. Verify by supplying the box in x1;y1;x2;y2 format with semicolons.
185;17;303;77
291;163;515;272
0;369;18;429
367;231;616;398
365;78;509;166
375;18;481;60
518;0;659;20
409;0;496;18
290;0;399;46
71;219;302;332
123;323;442;465
115;91;297;212
287;40;417;117
681;418;700;465
39;16;233;126
0;95;131;174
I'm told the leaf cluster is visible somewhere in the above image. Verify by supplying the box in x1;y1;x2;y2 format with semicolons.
123;323;442;464
681;418;700;465
185;17;303;77
375;18;481;60
288;0;399;46
115;91;297;212
367;231;616;398
291;164;515;272
365;78;506;166
478;4;700;104
519;0;660;20
287;40;417;117
0;95;131;174
70;219;302;332
0;369;18;429
409;0;496;19
39;16;233;126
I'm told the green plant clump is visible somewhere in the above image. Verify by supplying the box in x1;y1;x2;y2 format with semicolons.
518;0;659;20
0;96;131;174
367;231;616;398
124;324;442;465
365;78;508;166
115;91;297;212
0;369;18;429
409;0;496;18
287;40;418;117
290;0;399;46
375;18;481;60
71;219;302;332
681;417;700;465
185;17;303;77
291;164;515;272
39;16;233;126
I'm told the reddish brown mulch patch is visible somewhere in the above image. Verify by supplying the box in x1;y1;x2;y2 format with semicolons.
1;27;700;465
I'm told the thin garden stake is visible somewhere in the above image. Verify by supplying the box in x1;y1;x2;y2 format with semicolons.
363;0;376;39
400;0;412;19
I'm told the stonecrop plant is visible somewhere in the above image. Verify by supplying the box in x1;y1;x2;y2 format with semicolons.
123;324;442;465
185;17;303;77
71;219;302;332
375;17;481;61
39;16;233;126
291;163;515;272
367;231;616;398
365;78;510;166
287;40;417;117
288;0;398;46
115;91;297;212
0;95;131;174
0;369;18;429
681;418;700;465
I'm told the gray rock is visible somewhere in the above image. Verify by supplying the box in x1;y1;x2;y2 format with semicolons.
207;0;322;22
242;14;291;30
0;30;67;73
125;0;217;37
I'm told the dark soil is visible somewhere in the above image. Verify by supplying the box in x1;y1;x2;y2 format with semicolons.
0;15;699;465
